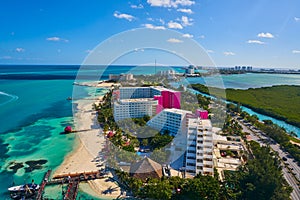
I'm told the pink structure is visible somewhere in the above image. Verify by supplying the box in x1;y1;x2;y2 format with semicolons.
154;95;164;114
196;109;209;119
113;90;120;100
153;90;181;114
161;90;181;109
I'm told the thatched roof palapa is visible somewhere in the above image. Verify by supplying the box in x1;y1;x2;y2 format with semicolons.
129;157;163;181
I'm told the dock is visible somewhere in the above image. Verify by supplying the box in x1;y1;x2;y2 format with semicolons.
64;179;80;200
53;170;105;180
32;170;106;200
36;169;52;200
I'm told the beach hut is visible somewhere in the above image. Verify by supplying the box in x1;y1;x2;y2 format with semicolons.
129;157;163;181
64;126;72;133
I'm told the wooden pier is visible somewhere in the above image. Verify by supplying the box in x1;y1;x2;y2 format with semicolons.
53;170;105;180
36;170;52;200
31;170;106;200
64;180;80;200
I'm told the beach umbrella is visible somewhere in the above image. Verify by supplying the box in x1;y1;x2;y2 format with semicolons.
64;126;72;133
107;131;114;138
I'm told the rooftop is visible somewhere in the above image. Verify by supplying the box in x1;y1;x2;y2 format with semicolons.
119;98;157;103
164;108;192;115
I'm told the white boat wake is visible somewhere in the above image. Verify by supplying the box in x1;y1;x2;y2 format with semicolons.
0;91;19;106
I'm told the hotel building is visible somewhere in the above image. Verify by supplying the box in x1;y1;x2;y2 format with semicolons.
146;108;214;176
185;118;214;176
113;86;181;121
113;86;214;176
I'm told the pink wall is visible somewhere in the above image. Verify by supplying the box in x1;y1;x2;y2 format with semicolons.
161;90;181;109
196;109;209;119
172;91;181;109
154;95;164;114
113;90;120;100
161;91;170;108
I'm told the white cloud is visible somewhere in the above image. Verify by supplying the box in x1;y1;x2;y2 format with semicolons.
199;35;205;39
247;40;265;44
131;4;144;9
168;21;183;29
167;38;183;43
294;17;300;22
147;0;195;8
147;17;154;21
223;51;235;56
113;11;135;21
181;16;193;26
15;48;25;52
206;50;214;53
85;49;93;53
143;23;166;30
177;8;193;14
182;33;193;38
292;50;300;54
159;18;165;25
46;37;69;42
257;32;274;38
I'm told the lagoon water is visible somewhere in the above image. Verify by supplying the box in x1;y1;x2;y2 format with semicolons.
186;73;300;89
0;65;299;198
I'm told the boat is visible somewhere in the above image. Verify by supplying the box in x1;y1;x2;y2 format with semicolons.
8;183;40;192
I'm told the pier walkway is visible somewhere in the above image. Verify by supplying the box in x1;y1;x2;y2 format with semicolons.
64;180;80;200
36;170;52;200
32;170;106;200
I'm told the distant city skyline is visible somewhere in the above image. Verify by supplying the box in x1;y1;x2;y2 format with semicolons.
0;0;300;69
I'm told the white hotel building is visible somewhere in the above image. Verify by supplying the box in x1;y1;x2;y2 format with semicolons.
147;108;214;176
185;118;214;176
113;98;158;121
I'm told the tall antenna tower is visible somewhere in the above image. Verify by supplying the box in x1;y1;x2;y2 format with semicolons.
155;59;157;74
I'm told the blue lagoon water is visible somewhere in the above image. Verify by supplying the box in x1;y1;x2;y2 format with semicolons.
186;73;300;89
0;65;299;198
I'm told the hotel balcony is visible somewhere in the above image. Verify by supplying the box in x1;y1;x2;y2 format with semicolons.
196;162;204;167
203;167;214;173
203;160;213;166
203;154;213;159
186;159;196;164
196;154;203;159
203;151;213;156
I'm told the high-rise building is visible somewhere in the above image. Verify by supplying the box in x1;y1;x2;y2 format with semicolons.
185;118;213;176
147;108;214;176
114;86;181;121
113;98;158;121
146;108;190;136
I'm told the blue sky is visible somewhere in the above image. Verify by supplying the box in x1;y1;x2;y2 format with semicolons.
0;0;300;68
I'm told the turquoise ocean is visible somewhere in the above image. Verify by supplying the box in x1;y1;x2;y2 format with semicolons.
0;65;299;199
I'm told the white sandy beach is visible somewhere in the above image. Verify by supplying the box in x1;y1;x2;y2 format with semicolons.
54;82;123;199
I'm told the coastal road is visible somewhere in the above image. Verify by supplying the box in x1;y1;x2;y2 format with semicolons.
234;117;300;200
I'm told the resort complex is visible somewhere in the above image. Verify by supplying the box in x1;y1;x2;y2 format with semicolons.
112;85;215;177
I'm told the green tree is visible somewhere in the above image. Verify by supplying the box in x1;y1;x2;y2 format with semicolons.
179;175;220;200
141;178;173;200
141;139;148;146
